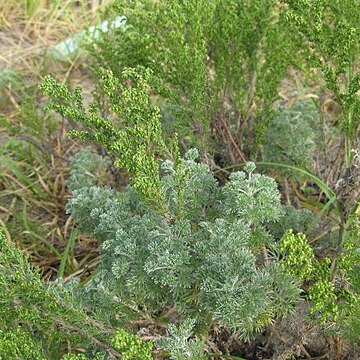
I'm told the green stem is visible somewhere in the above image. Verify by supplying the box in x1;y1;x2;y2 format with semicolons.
345;62;354;166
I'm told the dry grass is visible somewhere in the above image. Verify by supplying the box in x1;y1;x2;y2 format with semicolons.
0;0;114;280
0;123;102;279
0;0;112;81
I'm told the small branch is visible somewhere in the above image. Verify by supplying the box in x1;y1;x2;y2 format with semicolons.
85;316;115;335
308;226;339;244
299;343;311;359
308;353;330;360
219;115;246;163
55;318;122;358
283;177;291;205
262;246;270;265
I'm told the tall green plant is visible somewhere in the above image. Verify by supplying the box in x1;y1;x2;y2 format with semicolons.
284;0;360;162
89;0;300;159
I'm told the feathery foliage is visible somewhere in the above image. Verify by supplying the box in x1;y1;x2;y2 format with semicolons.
67;147;111;192
67;151;300;342
263;100;317;168
156;319;206;360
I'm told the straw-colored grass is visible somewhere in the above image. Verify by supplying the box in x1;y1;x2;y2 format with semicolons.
0;0;113;279
0;0;112;84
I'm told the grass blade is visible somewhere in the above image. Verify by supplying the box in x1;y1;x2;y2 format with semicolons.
57;228;78;278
